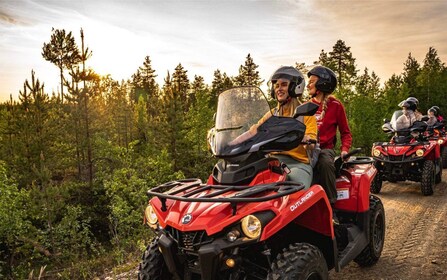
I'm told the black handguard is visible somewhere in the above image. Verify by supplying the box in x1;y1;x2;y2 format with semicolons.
335;148;362;177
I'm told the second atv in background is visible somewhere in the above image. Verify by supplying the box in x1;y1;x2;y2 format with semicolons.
371;108;442;196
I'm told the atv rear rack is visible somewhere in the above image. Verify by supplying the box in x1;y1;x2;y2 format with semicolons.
147;179;304;215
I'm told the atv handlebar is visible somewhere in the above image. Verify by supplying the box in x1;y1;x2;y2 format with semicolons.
335;148;364;178
301;139;317;145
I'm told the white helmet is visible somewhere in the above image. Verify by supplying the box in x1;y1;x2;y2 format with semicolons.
270;66;305;99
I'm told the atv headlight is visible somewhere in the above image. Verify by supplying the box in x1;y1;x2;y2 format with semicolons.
145;205;158;227
415;149;424;157
241;215;262;239
438;139;444;145
373;148;381;157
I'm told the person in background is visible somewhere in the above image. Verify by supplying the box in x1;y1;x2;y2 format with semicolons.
405;97;423;121
426;106;438;126
307;65;352;209
395;99;417;130
431;105;444;123
230;66;317;189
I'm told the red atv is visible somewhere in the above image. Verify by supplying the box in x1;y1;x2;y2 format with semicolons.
371;110;442;195
138;87;385;280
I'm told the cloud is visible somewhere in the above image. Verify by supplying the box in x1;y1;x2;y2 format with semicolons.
1;0;447;100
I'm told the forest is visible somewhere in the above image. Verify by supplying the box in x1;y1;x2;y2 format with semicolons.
0;28;446;279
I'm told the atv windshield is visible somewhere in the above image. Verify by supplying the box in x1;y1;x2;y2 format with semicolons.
390;110;404;131
210;87;272;156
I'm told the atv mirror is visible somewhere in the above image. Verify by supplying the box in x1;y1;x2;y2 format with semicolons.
207;127;216;153
292;102;319;118
382;123;393;133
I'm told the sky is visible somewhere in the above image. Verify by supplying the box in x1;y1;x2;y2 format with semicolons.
1;0;446;102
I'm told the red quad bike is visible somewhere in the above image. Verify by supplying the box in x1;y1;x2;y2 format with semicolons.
138;87;385;280
371;110;442;196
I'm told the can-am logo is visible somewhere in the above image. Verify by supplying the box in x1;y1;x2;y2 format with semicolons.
290;191;314;211
181;214;193;224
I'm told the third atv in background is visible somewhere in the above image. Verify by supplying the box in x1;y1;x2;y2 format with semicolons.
371;110;442;195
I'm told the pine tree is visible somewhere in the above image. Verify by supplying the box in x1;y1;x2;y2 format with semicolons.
314;49;329;66
327;40;358;90
402;52;420;97
355;68;381;99
159;67;190;171
211;69;233;107
63;30;99;184
417;47;446;108
172;63;190;110
42;28;81;102
233;53;263;87
182;76;215;178
131;56;159;116
350;68;384;153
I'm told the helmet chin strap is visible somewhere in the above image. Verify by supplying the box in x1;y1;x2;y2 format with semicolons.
278;96;292;105
311;90;321;98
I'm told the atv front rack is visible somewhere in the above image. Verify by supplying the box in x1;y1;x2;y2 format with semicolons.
373;141;430;146
147;179;304;215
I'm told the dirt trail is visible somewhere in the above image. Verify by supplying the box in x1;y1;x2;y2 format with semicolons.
330;171;447;280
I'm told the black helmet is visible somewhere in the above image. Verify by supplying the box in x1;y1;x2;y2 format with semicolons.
307;66;337;93
270;66;305;99
400;100;417;111
406;97;419;107
429;106;439;117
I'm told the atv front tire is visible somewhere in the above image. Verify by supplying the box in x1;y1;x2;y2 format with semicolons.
268;243;328;280
138;237;172;280
370;173;383;194
354;195;385;267
421;160;435;196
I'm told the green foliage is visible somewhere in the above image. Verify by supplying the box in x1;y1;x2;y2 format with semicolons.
104;168;147;250
0;161;31;247
182;80;216;180
52;205;101;261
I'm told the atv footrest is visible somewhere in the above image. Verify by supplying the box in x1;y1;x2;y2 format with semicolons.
338;225;367;269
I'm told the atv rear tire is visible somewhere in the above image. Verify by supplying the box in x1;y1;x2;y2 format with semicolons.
354;195;385;267
370;173;382;194
268;243;328;280
138;237;172;280
442;147;447;169
421;160;435;196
